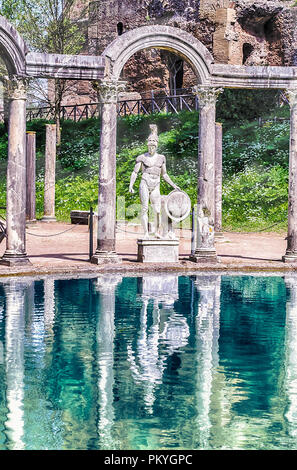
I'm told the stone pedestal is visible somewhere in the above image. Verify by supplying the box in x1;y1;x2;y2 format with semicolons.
137;239;179;263
90;250;122;265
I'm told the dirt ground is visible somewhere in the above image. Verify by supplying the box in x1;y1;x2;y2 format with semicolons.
0;221;293;278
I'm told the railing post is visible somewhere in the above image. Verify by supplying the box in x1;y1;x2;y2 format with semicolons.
89;206;93;261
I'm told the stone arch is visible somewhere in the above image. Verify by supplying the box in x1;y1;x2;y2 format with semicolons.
102;25;214;85
0;16;27;77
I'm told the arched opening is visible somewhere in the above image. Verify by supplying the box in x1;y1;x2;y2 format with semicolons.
242;43;254;65
117;22;123;36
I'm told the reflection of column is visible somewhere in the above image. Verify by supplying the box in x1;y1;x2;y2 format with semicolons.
44;278;56;331
194;275;221;448
3;280;32;449
128;275;189;415
41;124;57;222
0;77;31;266
284;276;297;437
95;275;122;449
190;86;223;263
91;79;125;265
283;90;297;262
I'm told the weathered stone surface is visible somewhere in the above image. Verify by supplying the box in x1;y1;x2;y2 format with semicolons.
137;239;179;263
214;122;223;237
91;79;125;264
26;131;36;223
41;124;57;223
191;85;222;263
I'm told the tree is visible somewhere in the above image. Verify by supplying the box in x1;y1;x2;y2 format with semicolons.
0;0;89;146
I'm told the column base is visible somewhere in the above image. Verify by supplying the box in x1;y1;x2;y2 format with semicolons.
40;216;56;223
189;249;219;264
90;251;122;265
283;252;297;263
0;252;32;266
26;219;37;226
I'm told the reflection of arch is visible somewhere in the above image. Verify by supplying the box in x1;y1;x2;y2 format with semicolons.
102;25;214;84
0;16;27;76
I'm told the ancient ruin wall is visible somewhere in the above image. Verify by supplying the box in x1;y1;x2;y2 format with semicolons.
65;0;297;104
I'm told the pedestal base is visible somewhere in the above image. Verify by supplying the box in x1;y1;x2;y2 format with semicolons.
90;251;122;265
283;252;297;263
40;216;57;223
189;249;219;264
137;239;179;263
0;252;32;266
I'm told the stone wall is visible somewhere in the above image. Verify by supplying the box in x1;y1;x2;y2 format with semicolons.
62;0;297;104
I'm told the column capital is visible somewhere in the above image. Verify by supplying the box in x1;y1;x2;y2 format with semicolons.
285;89;297;110
92;79;126;104
192;85;224;107
5;76;29;101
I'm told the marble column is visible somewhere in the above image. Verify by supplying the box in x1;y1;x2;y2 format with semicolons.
214;123;223;239
283;90;297;262
41;124;57;222
26;131;36;223
0;77;31;266
91;79;125;265
190;86;223;263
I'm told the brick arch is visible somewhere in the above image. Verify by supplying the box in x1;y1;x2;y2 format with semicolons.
0;16;27;77
102;25;214;85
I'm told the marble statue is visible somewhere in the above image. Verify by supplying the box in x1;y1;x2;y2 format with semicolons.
129;125;180;239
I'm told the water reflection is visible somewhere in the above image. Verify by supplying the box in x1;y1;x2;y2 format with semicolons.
284;275;297;440
194;275;221;448
127;275;189;414
0;274;296;449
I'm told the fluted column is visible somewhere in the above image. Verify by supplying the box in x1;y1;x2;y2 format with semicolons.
0;77;31;266
41;124;57;222
91;79;126;265
190;86;223;263
215;122;223;238
283;90;297;262
26;131;36;223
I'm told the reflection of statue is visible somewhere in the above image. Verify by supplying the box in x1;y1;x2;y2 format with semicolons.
129;125;180;239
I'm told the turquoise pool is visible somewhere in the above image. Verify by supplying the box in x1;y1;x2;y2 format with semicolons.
0;273;296;450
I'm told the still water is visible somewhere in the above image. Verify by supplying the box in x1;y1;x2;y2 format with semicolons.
0;273;297;450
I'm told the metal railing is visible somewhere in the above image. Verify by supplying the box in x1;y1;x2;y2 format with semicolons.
0;91;199;123
0;89;290;123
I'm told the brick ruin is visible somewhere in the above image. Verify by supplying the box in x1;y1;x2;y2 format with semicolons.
61;0;297;105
